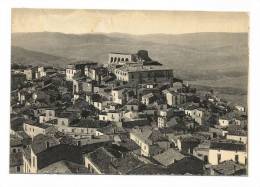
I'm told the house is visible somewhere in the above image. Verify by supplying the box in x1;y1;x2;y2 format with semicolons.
24;67;38;80
129;127;167;157
85;66;108;83
234;105;246;112
84;147;116;174
113;64;173;83
158;116;177;129
153;148;186;167
208;141;247;165
38;108;56;123
165;91;186;106
23;134;83;173
18;90;32;104
57;118;109;139
125;99;139;111
141;93;155;105
38;160;89;174
167;156;204;175
72;78;94;94
175;134;201;154
10;135;24;154
218;116;233;127
93;96;110;111
10;152;23;173
184;105;210;125
111;86;132;105
23;121;56;139
127;164;169;175
226;130;247;144
99;110;123;122
110;154;144;174
193;140;210;163
234;115;248;127
210;160;246;176
56;112;78;127
171;82;184;92
66;64;88;81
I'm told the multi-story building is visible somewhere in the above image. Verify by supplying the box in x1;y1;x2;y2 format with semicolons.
208;142;247;165
114;65;173;83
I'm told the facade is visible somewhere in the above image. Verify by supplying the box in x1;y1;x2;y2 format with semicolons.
114;65;173;83
108;52;133;65
208;142;247;165
23;122;54;139
166;91;186;106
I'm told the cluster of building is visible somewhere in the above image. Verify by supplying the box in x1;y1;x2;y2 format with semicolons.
10;50;248;175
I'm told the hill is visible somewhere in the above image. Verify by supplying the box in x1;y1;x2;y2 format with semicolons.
11;46;72;67
11;32;249;105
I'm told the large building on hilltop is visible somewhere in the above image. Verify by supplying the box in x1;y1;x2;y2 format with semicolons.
108;50;173;83
114;64;173;83
108;50;162;66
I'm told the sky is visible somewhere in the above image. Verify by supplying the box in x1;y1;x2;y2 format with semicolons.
12;9;249;34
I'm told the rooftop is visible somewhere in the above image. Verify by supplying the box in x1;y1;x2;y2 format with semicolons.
210;142;246;151
86;147;115;174
153;148;186;167
211;160;246;175
116;65;172;73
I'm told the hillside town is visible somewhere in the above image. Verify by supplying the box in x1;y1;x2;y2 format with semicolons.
10;50;248;175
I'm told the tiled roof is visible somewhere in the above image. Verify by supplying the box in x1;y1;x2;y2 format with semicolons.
153;148;186;167
211;160;246;175
87;147;115;174
128;164;168;175
31;134;60;154
210;142;246;151
110;154;144;174
38;160;90;174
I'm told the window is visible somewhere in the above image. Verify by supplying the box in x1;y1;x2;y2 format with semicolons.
62;121;65;126
235;155;239;164
46;141;50;149
72;129;75;133
217;154;221;164
17;166;20;172
32;156;36;167
13;149;16;153
204;156;208;163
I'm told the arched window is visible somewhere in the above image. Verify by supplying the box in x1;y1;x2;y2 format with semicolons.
121;58;124;61
110;57;113;63
126;58;129;62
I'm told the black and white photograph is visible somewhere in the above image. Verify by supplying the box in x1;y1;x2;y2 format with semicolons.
9;9;250;176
